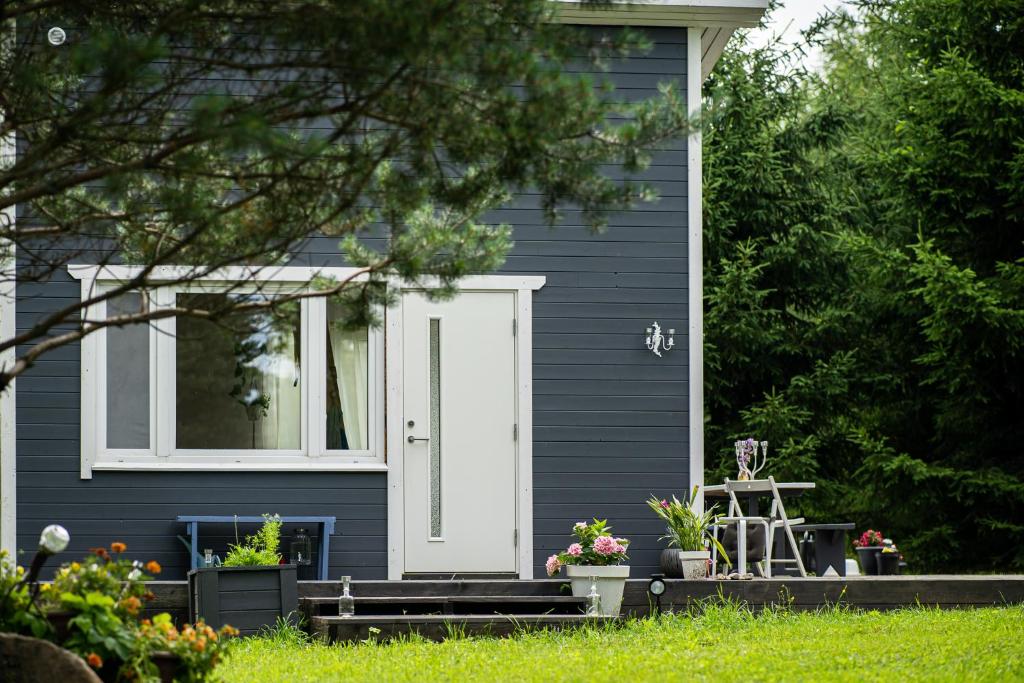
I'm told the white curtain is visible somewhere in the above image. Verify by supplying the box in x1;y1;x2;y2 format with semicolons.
259;347;302;450
327;324;368;450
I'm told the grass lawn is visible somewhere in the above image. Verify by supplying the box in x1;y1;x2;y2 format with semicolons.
219;605;1024;682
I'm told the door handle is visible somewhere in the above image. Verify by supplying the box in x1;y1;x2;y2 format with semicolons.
407;435;430;443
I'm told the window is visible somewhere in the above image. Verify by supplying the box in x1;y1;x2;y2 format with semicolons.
175;292;302;451
75;267;384;476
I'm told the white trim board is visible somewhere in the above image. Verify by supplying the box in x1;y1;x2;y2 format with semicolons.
386;276;544;580
687;27;705;511
0;25;16;554
0;261;14;556
554;0;768;28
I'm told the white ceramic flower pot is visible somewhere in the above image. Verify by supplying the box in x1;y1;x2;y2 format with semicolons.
565;564;630;616
678;550;711;580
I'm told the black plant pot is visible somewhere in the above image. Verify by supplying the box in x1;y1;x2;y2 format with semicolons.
188;564;297;635
877;552;901;575
855;546;882;575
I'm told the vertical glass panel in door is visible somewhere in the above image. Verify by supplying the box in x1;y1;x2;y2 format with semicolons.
106;292;150;449
325;301;369;450
176;293;301;450
429;318;441;538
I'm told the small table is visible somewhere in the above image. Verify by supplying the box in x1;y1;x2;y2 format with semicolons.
704;481;815;517
177;515;336;581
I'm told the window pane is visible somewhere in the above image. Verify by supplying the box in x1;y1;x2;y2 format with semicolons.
325;301;368;450
176;292;301;450
429;318;441;538
106;293;150;449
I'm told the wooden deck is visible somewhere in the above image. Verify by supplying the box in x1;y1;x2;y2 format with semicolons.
145;575;1024;628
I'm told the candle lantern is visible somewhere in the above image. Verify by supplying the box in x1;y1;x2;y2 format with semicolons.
289;528;312;566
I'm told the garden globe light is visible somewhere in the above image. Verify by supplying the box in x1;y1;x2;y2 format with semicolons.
39;524;70;555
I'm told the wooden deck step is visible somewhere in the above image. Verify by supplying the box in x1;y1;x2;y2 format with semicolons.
311;613;616;643
300;595;587;619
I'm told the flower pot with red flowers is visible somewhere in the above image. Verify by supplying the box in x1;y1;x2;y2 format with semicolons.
546;519;629;616
853;529;884;575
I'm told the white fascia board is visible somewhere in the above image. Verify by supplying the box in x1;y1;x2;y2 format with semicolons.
554;0;768;28
554;1;761;79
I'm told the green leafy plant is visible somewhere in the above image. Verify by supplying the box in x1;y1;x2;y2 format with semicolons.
224;514;283;567
0;550;51;638
647;486;730;563
129;612;239;683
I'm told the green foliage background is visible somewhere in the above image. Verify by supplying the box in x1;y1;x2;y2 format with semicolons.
703;0;1023;571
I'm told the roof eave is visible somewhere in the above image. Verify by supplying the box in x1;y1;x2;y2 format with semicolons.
554;1;767;79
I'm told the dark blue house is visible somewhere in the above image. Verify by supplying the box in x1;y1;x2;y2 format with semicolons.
0;1;768;580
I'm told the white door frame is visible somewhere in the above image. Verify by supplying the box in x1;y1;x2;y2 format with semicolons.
386;275;545;580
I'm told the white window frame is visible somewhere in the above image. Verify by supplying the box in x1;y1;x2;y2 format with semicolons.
71;265;386;478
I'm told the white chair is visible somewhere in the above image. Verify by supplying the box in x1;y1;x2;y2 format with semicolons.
714;476;808;578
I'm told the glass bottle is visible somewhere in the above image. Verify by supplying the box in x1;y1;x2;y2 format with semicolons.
585;576;601;617
203;548;213;567
289;528;312;566
338;575;355;618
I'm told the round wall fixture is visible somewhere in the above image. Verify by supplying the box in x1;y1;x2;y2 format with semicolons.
47;26;67;46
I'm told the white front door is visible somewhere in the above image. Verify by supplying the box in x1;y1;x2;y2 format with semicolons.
402;290;518;574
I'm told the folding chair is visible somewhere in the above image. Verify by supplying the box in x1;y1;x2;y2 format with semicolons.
713;476;808;578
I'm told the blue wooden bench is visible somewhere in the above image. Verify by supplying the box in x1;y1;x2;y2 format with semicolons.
176;515;336;581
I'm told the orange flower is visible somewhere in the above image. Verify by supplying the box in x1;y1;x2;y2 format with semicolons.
120;596;142;615
141;618;152;626
194;638;206;652
89;547;110;561
110;541;127;553
145;560;161;574
144;591;156;602
86;653;103;669
221;625;240;638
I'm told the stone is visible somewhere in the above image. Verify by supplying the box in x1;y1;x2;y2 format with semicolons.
0;633;101;683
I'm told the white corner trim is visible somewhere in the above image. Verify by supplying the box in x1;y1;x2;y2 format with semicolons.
0;258;15;555
687;27;705;511
1;69;16;554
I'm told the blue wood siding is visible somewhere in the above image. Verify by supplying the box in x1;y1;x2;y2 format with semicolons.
15;27;689;580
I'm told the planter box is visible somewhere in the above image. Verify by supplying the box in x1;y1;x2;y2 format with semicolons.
188;565;297;635
565;565;629;617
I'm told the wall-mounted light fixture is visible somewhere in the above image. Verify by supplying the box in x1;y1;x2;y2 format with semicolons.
47;27;67;46
645;321;674;357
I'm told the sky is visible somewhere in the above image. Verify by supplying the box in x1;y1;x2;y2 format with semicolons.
746;0;846;67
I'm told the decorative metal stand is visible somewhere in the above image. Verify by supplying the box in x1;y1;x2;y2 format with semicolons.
734;439;769;480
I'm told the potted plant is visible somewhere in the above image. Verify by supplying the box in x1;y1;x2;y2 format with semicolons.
853;529;885;575
188;514;298;634
3;535;237;682
545;519;629;616
128;612;238;683
877;539;902;575
647;486;730;580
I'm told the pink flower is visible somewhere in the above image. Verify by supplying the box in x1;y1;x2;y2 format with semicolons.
593;535;617;556
612;543;627;554
567;543;583;556
660;499;670;509
545;554;562;577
